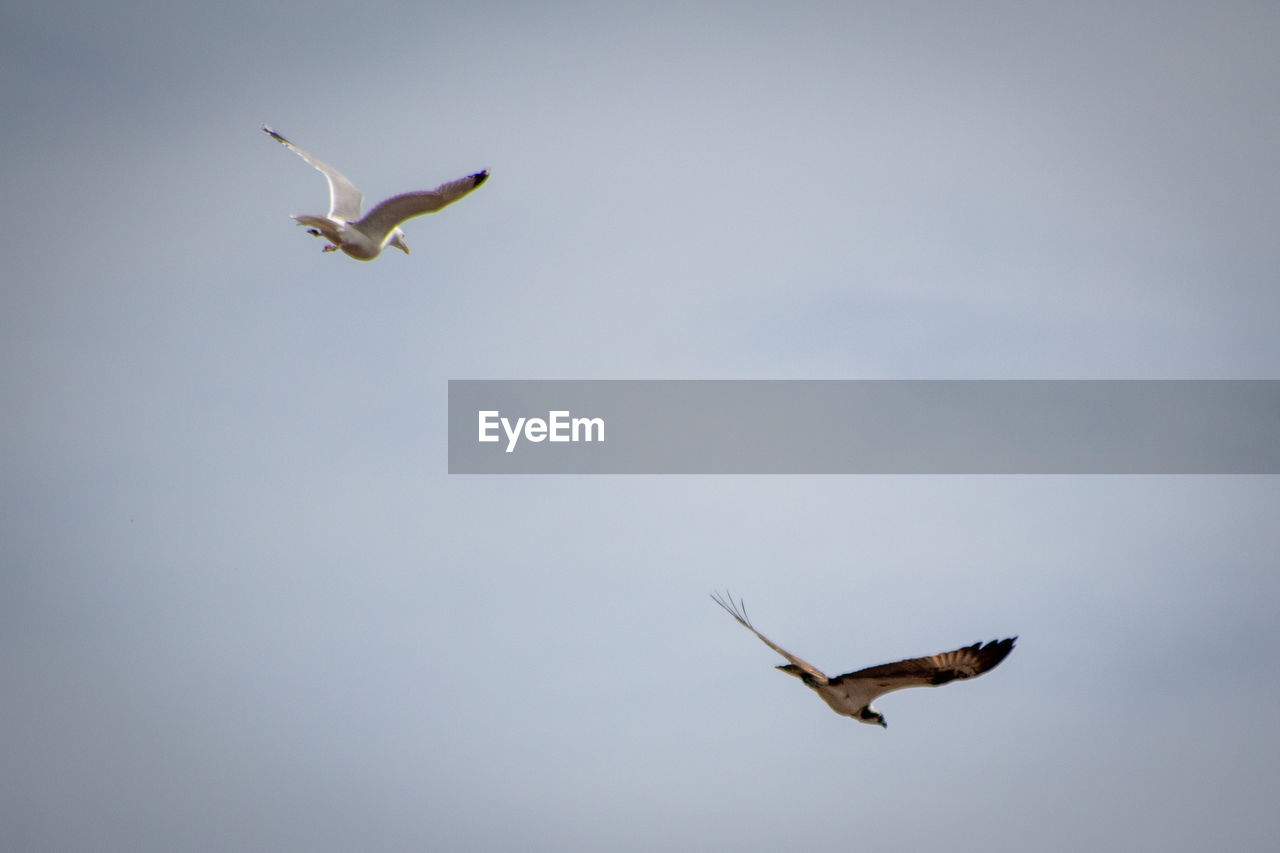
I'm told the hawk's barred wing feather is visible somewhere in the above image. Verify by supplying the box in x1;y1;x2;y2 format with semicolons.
829;637;1017;698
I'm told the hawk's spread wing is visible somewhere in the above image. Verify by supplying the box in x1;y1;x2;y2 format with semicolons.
711;591;830;684
828;637;1016;700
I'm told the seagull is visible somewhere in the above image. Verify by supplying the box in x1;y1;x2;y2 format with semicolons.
262;125;488;260
711;591;1015;728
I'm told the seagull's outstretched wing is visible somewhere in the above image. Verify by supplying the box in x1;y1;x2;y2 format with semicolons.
262;125;363;222
356;171;490;245
711;591;830;683
828;637;1016;701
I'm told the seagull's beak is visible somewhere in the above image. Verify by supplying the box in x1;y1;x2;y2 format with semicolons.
391;234;410;254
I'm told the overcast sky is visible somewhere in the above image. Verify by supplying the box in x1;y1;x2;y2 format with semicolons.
3;2;1279;850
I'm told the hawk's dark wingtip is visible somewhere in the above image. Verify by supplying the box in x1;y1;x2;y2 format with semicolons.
980;637;1017;670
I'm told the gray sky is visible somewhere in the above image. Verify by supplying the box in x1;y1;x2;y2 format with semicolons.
3;1;1279;850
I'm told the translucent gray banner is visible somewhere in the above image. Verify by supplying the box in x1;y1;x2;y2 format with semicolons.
447;380;1280;474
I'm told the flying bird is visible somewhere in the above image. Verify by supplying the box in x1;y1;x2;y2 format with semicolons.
262;125;488;260
711;591;1015;728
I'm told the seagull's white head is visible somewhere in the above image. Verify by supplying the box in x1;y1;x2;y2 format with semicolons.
856;705;887;728
388;228;409;254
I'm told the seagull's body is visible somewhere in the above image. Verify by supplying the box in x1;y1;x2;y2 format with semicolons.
262;125;487;260
711;591;1015;728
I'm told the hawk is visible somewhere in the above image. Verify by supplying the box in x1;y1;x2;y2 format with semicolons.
712;591;1015;727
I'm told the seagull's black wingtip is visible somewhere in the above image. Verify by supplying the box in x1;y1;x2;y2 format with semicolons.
472;170;490;188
